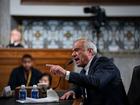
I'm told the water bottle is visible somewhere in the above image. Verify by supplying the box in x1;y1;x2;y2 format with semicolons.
19;85;27;100
31;85;39;99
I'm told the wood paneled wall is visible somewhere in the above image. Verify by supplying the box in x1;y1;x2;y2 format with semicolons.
0;49;73;94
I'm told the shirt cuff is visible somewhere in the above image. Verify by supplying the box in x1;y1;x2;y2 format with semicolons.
65;71;70;80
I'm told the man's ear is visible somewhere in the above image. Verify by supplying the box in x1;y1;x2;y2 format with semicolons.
88;48;94;55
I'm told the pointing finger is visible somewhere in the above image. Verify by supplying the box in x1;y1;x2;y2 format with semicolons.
46;64;54;67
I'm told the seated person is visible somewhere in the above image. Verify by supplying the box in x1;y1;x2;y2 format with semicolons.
38;73;52;98
7;29;24;48
8;54;42;90
128;65;140;105
38;73;52;89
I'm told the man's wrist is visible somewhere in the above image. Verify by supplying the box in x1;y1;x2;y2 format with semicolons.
65;71;70;80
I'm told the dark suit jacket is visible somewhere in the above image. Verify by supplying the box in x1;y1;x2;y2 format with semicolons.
69;56;128;105
8;66;42;90
127;65;140;105
7;43;24;48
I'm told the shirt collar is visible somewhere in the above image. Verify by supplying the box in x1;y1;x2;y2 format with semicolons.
84;56;94;71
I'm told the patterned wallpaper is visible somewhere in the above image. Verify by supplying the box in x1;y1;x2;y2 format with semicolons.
21;19;140;51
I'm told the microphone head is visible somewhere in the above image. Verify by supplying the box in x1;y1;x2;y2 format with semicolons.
64;59;73;69
67;59;73;65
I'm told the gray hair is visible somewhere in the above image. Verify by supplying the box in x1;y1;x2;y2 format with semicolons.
84;39;97;55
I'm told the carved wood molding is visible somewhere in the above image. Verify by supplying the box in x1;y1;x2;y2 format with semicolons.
21;0;140;5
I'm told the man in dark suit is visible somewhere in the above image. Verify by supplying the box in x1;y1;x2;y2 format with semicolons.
8;54;42;90
127;65;140;105
47;39;128;105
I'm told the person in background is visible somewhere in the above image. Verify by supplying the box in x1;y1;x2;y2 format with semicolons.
38;73;53;98
127;65;140;105
38;73;52;89
47;39;128;105
8;54;42;90
7;29;24;48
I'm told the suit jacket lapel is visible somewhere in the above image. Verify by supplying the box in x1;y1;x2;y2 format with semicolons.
88;55;99;75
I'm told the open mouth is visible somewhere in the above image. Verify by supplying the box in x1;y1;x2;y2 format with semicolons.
74;58;80;63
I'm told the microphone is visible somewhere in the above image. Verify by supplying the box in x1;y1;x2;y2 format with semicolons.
63;59;73;69
67;59;73;65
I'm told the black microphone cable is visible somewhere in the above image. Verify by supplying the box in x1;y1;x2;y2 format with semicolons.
52;59;73;90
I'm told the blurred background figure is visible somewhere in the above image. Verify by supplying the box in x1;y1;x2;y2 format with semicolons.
38;73;52;98
38;73;52;89
7;29;24;48
127;65;140;105
8;54;42;90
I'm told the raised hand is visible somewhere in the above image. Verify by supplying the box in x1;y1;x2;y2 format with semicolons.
46;64;66;77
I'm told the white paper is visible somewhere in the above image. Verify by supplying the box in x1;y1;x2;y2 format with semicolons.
2;86;12;96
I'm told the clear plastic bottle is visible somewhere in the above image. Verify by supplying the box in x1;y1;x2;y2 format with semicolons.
19;85;27;100
31;85;39;99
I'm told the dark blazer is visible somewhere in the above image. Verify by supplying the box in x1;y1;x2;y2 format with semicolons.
127;65;140;105
69;56;128;105
7;43;24;48
8;66;42;90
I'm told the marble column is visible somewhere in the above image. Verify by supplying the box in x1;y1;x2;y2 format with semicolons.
0;0;11;46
